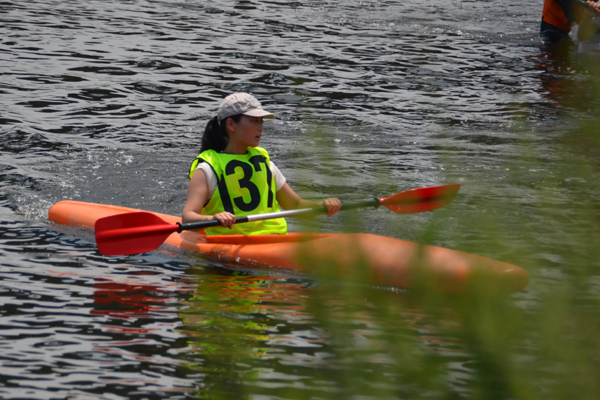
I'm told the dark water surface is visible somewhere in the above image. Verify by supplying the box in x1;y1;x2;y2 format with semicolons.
2;0;600;399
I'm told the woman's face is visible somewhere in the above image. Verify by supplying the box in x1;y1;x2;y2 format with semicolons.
226;115;264;149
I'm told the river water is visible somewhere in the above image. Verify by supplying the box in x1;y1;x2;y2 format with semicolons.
2;0;600;399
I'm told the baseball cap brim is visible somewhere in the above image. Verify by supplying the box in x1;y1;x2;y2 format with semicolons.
243;109;276;119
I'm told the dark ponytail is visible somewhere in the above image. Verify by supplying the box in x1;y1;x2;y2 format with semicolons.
200;116;226;153
200;114;243;153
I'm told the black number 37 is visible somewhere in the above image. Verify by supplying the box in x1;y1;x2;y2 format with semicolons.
224;156;274;212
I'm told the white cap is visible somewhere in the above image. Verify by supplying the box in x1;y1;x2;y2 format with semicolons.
217;93;276;123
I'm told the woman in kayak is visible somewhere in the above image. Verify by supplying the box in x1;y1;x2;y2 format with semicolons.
182;92;341;235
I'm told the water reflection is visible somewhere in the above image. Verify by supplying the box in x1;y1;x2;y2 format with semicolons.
534;34;600;113
0;232;196;399
177;267;478;398
92;277;180;318
178;270;336;398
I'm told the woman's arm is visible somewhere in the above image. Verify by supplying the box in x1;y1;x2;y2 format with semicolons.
182;169;236;227
276;183;341;216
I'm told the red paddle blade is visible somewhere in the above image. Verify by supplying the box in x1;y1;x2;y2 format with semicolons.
380;183;460;214
95;212;179;256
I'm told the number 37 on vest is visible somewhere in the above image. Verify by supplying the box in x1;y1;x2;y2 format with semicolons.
188;146;288;236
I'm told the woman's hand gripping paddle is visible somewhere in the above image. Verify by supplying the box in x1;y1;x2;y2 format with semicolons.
95;183;460;256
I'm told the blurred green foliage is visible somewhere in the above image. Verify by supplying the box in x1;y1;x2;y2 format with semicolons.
179;59;600;400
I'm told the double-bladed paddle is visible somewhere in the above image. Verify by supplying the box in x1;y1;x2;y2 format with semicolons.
95;183;460;256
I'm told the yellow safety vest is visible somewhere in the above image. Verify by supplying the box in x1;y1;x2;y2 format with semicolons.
188;147;288;236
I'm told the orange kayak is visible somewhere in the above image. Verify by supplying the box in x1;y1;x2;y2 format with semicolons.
48;200;529;293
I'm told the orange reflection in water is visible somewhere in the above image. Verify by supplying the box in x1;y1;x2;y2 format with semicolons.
92;280;171;317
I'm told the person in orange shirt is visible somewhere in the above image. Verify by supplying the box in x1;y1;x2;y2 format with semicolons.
541;0;600;45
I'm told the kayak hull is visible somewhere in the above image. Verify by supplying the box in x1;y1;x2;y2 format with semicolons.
48;200;529;293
